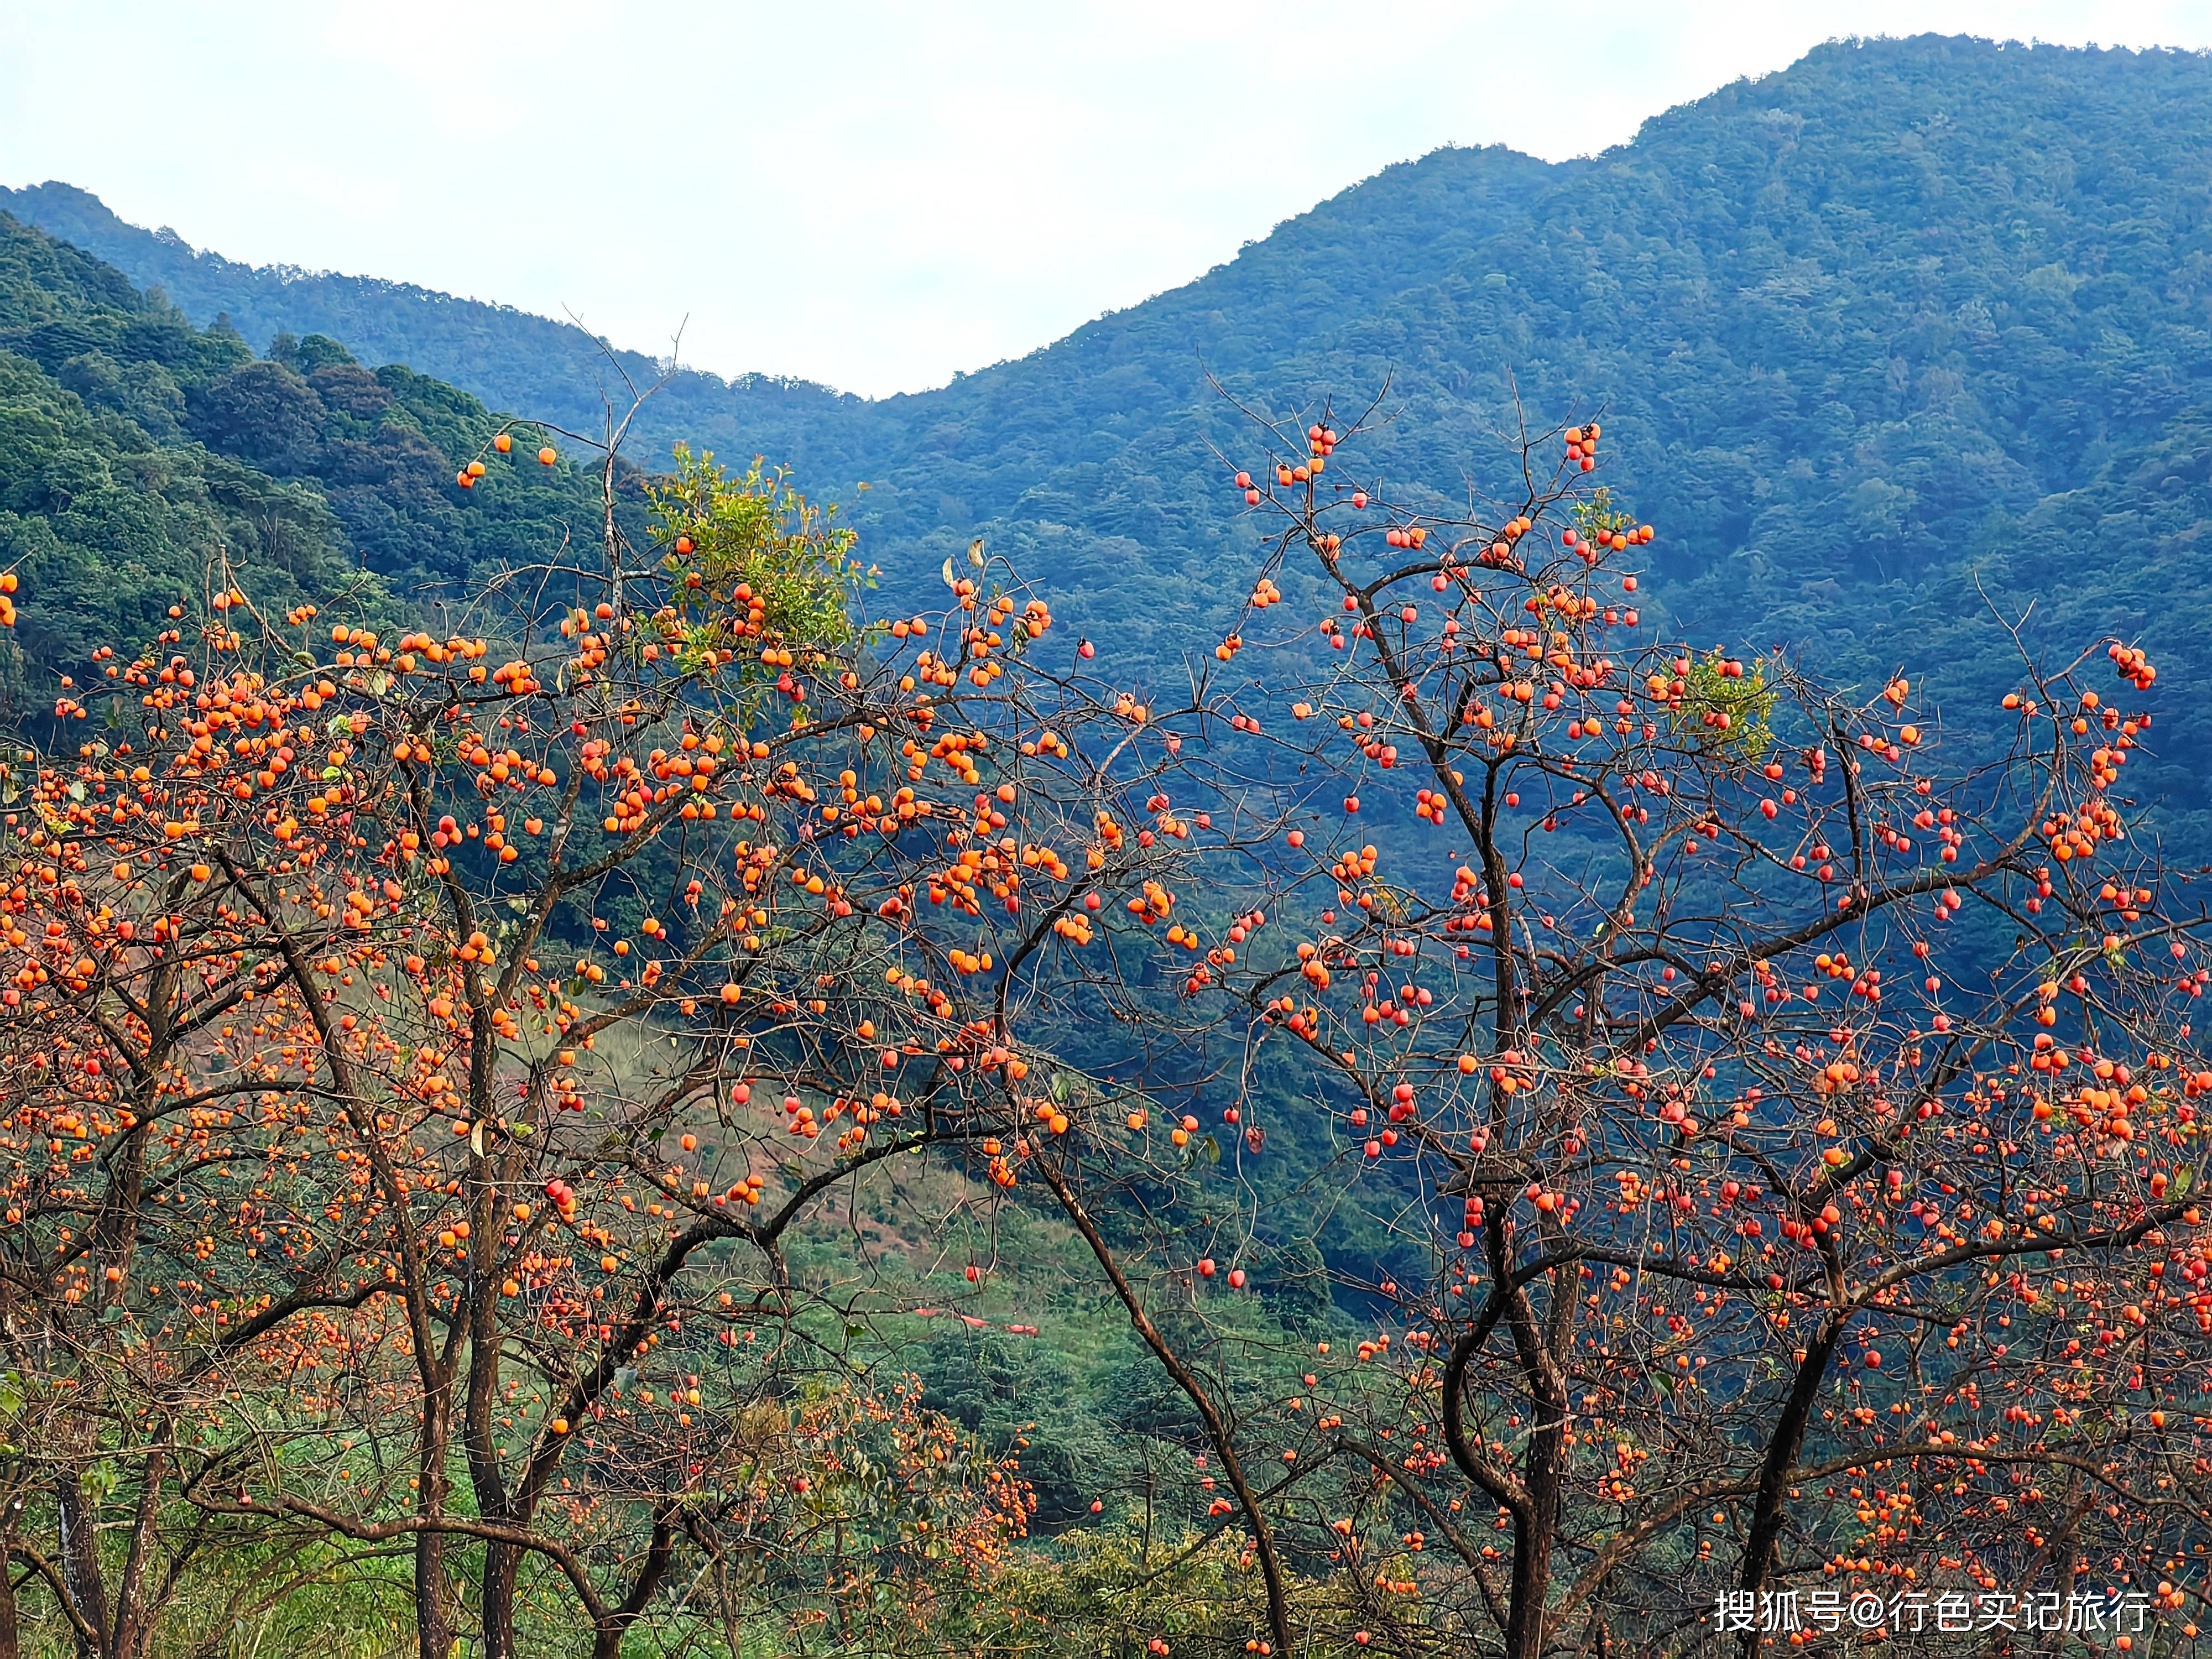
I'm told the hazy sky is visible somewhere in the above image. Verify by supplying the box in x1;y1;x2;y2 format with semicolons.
7;2;2212;397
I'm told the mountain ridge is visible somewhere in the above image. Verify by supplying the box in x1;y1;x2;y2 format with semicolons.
12;33;2212;847
0;135;1568;411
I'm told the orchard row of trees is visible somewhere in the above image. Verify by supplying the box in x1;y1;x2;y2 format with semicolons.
0;393;2205;1658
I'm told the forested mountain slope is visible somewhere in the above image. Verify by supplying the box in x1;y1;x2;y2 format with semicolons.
0;178;871;471
0;135;1563;525
0;209;614;687
12;33;2212;843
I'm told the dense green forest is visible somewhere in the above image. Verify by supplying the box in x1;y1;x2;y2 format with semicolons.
17;34;2212;854
0;211;618;694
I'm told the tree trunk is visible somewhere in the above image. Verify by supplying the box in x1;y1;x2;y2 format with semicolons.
0;1558;20;1659
1506;1412;1567;1659
479;1543;518;1659
414;1415;453;1659
415;1531;451;1659
0;1488;27;1659
105;1448;166;1659
56;1475;109;1659
1503;1262;1578;1659
591;1514;676;1659
1739;1313;1845;1594
1735;1312;1846;1659
465;1039;519;1659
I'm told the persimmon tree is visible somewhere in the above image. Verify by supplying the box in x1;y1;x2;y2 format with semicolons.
1085;404;2212;1657
933;409;2212;1659
0;420;1225;1659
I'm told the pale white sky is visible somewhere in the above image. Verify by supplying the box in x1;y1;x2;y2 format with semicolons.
6;2;2212;397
